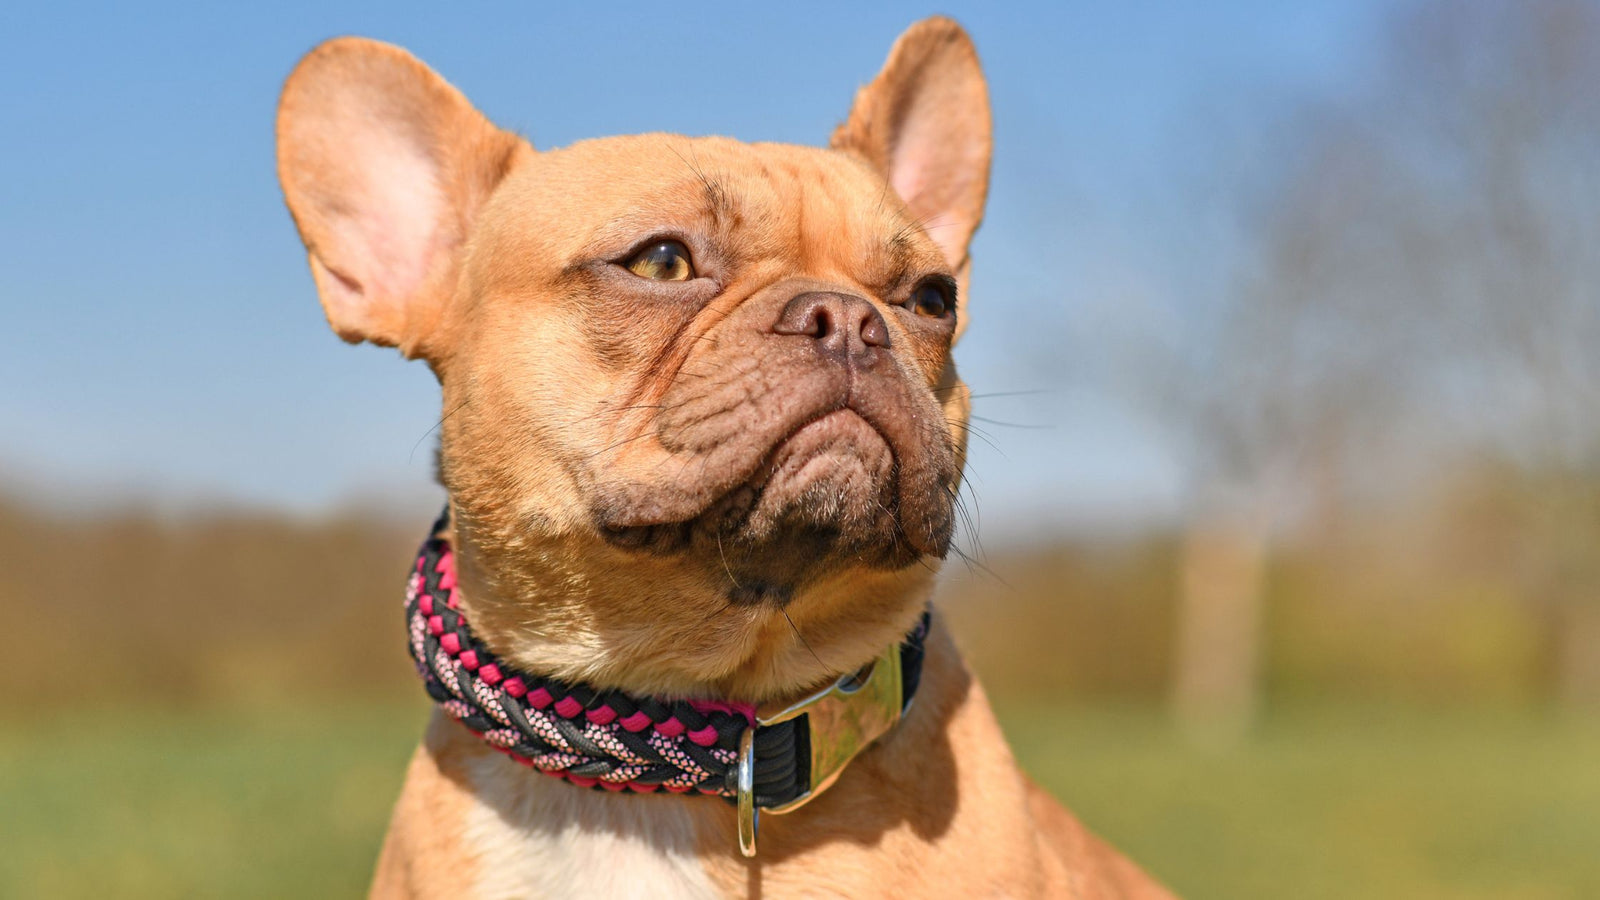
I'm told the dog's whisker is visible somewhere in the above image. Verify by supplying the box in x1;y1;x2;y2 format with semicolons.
579;430;656;461
410;399;471;463
968;414;1051;430
945;419;1006;457
952;492;987;564
779;605;829;674
947;540;1008;588
715;531;743;590
965;389;1052;400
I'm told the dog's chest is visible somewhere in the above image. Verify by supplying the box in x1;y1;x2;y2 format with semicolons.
462;754;723;900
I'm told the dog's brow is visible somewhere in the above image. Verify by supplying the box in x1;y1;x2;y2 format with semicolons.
574;177;739;263
873;215;939;289
667;144;735;221
888;215;927;255
699;172;735;221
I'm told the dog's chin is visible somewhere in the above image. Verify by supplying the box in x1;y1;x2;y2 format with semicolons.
598;410;950;584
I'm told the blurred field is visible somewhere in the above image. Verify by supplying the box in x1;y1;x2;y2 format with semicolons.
4;484;1600;896
2;701;1596;899
1010;704;1600;900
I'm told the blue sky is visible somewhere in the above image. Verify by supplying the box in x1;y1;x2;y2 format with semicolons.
1;0;1392;533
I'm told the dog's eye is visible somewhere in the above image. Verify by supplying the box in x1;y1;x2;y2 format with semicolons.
909;280;955;319
625;241;694;281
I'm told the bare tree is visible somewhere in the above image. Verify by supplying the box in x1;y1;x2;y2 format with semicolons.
1331;0;1600;708
1165;0;1600;734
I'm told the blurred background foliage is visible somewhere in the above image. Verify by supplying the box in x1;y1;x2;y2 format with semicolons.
4;0;1599;897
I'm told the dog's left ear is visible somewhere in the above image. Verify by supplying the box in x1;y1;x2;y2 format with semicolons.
834;16;991;337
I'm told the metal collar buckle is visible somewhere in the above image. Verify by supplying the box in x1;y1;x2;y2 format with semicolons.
736;639;905;857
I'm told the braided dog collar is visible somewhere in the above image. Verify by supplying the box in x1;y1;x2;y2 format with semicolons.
405;512;930;856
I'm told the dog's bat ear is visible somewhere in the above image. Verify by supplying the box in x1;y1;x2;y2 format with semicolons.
833;16;991;339
276;38;526;358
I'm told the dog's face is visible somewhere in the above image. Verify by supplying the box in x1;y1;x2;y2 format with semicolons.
277;19;990;698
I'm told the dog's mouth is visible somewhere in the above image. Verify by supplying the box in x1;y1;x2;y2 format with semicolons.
595;400;948;571
724;406;898;533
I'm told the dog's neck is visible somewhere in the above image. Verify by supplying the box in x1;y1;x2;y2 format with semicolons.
408;509;932;820
438;498;942;705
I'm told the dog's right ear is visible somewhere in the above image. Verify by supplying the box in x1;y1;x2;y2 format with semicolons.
832;17;991;343
276;38;525;358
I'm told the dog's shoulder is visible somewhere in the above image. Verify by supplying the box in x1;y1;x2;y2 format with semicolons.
370;714;486;898
1023;775;1179;900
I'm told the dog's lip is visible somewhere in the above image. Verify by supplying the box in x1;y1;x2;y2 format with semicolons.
780;404;887;450
704;404;894;515
595;402;897;534
759;403;898;476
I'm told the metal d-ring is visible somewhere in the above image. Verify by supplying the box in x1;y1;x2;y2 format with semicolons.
733;640;906;856
736;727;758;857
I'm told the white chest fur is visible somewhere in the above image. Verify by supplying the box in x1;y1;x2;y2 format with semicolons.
462;753;723;900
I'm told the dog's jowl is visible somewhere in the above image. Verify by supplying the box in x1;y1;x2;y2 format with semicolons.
277;16;1174;899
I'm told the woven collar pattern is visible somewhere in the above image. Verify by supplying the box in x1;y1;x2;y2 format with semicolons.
405;514;930;807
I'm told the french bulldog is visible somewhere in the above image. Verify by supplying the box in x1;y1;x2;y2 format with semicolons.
276;16;1173;899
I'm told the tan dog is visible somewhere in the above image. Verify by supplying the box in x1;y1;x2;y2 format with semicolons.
277;17;1174;899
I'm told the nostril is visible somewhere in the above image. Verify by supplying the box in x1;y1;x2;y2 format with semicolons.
812;306;833;339
860;313;890;349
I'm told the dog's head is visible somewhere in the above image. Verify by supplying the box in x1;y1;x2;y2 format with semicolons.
277;18;990;699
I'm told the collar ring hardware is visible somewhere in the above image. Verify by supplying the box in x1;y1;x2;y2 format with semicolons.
734;639;905;857
736;728;758;858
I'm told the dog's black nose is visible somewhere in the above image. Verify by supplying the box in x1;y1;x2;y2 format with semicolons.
772;291;890;365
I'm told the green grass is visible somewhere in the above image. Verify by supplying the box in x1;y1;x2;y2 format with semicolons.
1003;704;1600;900
0;701;427;899
1;701;1596;898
